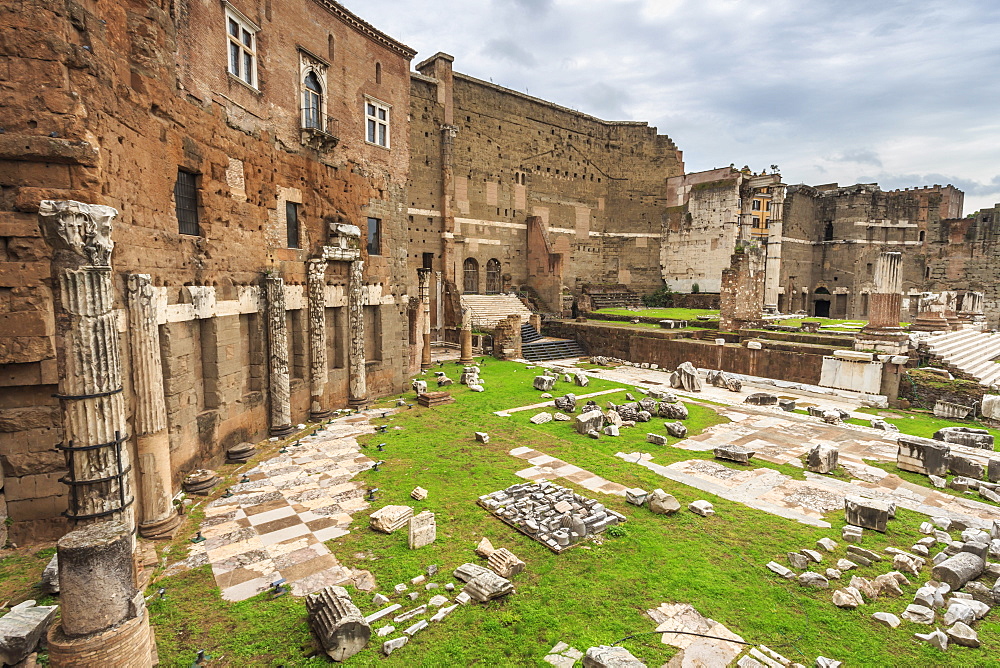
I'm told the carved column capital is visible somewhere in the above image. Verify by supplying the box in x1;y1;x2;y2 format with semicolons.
38;199;118;267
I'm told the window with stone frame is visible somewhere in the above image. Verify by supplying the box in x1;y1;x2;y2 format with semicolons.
365;99;390;147
226;5;258;88
366;217;381;256
302;71;323;130
286;201;300;248
174;169;200;236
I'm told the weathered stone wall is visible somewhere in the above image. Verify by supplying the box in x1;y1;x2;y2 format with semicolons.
778;183;966;319
719;245;766;332
0;0;418;541
409;53;685;325
544;321;826;386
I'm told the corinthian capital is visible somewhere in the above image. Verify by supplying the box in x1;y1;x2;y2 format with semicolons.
39;199;118;267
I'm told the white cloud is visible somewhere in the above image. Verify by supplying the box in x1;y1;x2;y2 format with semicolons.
354;0;1000;213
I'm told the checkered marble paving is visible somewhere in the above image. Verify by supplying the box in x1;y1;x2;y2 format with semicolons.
509;446;629;496
186;419;378;601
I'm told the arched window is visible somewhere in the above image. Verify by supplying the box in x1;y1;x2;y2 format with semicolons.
463;258;479;294
303;71;322;130
919;230;926;242
485;258;501;294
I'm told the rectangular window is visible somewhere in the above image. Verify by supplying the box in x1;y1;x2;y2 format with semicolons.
226;7;258;88
765;201;771;212
286;201;299;248
752;199;762;211
422;252;434;269
752;216;761;225
367;217;381;255
365;99;390;147
175;169;200;235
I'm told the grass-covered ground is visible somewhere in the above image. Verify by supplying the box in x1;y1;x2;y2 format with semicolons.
591;307;719;320
847;407;1000;449
6;360;998;666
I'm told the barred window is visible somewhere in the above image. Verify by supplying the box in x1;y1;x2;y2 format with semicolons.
367;217;381;256
175;169;200;236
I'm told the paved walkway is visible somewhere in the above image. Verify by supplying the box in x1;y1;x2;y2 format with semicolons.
185;418;379;601
509;447;629;496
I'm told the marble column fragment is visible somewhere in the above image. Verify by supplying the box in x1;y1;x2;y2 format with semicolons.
459;307;474;364
126;274;179;539
348;260;368;408
265;275;294;436
867;252;903;330
38;200;135;531
307;259;332;420
417;268;432;369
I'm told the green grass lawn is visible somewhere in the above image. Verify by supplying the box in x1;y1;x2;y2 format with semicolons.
776;318;911;329
59;359;1000;666
592;307;719;320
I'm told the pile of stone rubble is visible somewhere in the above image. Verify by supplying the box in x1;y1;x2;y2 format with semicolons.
478;481;626;553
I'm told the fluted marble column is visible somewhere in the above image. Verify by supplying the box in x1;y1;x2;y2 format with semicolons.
418;268;432;369
347;260;367;408
307;259;332;420
866;252;903;330
459;307;474;364
265;275;294;436
39;200;134;531
126;274;179;539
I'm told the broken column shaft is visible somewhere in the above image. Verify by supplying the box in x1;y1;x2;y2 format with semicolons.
348;259;368;407
307;258;332;420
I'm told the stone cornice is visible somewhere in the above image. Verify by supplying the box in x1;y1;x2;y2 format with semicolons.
311;0;417;60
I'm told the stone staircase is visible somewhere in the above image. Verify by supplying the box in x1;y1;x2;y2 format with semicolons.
461;294;533;329
520;323;585;362
922;330;1000;385
585;288;643;310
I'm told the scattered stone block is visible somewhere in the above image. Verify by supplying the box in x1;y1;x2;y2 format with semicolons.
366;604;402;624
664;421;687;438
373;593;390;606
788;552;810;570
844;496;890;532
801;549;823;563
647;489;680;515
929;475;946;488
913;628;948;650
392;604;427;624
430;604;458;623
306;586;371;662
934;426;994;450
487;548;525;578
658;402;689;420
455;591;472;605
832;588;862;608
806;444;839;474
872;612;901;628
989;458;1000;483
798;572;829;588
817;538;838;552
554;394;577;413
475;537;495;558
946;621;980;648
582;645;646;668
778;398;796;411
901;604;935;624
767;562;795;579
688;500;715;517
376;625;395;637
873;574;903;597
603;424;620;437
530;412;554;425
0;602;58;666
553;413;571;421
370;506;414;534
625;488;648;506
846;545;883;562
670;362;702;392
836;559;858;571
383;636;408;656
826;568;842;580
475;432;490;444
850;576;878;601
575;410;605;435
949;454;986;480
943;602;975;627
713;445;755;464
534;375;556;391
842;525;864;543
744;393;778;406
410;486;428;501
463;569;514;603
897;435;951;477
932;552;985;590
408;511;436;549
646;433;668;445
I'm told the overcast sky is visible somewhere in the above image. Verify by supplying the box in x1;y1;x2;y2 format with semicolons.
355;0;1000;215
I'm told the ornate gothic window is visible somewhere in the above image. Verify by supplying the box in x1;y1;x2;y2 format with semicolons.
303;71;322;130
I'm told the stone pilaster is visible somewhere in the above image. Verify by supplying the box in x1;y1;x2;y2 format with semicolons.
858;251;908;353
459;307;474;364
434;270;443;338
348;260;367;408
763;183;785;312
418;268;432;369
264;275;294;436
307;259;332;419
125;274;179;540
39;200;135;531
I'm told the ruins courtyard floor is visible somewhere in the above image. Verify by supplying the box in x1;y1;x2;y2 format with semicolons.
4;358;998;666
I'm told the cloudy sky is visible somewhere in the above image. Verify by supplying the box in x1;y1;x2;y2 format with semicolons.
356;0;1000;214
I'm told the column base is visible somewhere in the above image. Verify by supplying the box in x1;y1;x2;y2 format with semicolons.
137;511;182;541
348;397;368;409
310;408;334;420
270;424;296;437
47;610;156;668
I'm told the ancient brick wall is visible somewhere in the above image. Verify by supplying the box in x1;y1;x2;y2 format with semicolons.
924;204;1000;325
408;54;685;324
719;245;766;332
0;0;418;541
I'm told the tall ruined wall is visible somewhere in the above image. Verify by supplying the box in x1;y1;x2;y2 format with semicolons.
409;54;684;318
778;184;964;319
925;204;1000;325
0;0;417;542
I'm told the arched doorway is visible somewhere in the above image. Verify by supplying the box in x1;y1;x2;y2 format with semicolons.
463;258;479;294
813;286;831;317
485;258;501;294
